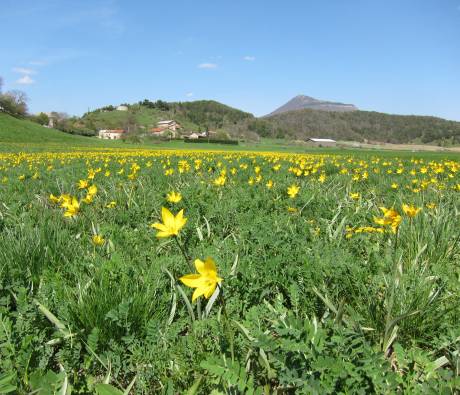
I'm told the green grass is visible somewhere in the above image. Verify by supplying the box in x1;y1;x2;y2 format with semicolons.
0;113;100;144
0;148;459;393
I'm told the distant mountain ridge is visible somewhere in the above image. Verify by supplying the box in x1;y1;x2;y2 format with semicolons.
255;108;460;145
266;95;358;116
25;96;460;146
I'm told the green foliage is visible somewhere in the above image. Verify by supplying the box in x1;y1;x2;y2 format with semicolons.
184;139;238;145
0;90;28;117
29;112;50;126
0;149;459;392
0;112;104;146
264;108;460;145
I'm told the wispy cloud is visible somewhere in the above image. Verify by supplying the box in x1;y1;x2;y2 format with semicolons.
198;63;218;69
16;75;35;85
243;56;256;61
13;67;36;75
186;92;194;97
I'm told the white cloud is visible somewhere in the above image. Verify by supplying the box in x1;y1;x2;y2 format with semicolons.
186;92;194;97
198;63;218;69
16;75;35;85
13;67;36;75
243;56;256;61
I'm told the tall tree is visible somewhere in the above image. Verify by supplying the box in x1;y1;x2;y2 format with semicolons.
0;89;28;116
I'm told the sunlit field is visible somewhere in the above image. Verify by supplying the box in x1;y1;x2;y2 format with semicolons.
0;147;459;393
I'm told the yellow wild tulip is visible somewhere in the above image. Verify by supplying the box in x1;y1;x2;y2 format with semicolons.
92;234;105;246
166;191;182;203
77;180;89;189
287;184;300;198
63;197;80;218
180;257;223;302
151;207;187;238
402;204;421;218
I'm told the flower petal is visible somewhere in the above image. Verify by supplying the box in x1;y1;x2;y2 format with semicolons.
180;274;204;288
204;283;217;299
203;257;217;273
161;207;174;229
192;286;207;302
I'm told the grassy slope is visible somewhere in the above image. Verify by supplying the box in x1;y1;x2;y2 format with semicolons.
82;101;254;134
0;113;104;145
1;112;458;160
83;106;201;132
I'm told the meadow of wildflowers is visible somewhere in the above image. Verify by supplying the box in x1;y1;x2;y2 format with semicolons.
0;148;459;393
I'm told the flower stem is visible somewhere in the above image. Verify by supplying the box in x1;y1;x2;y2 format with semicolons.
219;284;234;362
174;236;193;271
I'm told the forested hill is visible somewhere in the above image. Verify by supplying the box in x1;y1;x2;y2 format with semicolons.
242;109;460;145
169;100;253;129
38;97;460;146
75;100;253;135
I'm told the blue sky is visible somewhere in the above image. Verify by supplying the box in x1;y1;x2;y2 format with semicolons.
1;0;459;119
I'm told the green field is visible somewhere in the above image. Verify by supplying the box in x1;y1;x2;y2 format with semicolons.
0;114;460;393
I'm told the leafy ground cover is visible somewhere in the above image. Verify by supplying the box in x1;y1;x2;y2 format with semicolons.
0;147;459;394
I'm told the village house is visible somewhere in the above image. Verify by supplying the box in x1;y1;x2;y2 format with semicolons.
150;127;177;138
98;129;126;140
157;120;180;131
149;120;181;138
307;138;337;147
185;131;208;139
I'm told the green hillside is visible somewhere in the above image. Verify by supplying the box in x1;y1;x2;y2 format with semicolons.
0;112;101;145
255;109;460;145
70;100;253;136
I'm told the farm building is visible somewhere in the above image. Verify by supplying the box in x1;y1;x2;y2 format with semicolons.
150;127;178;138
116;105;128;111
98;129;126;140
157;120;180;131
185;131;208;139
307;138;337;147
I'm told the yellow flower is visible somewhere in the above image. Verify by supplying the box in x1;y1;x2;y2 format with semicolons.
151;207;187;238
63;197;80;218
49;194;60;204
318;174;326;183
166;191;182;203
391;183;399;189
82;193;94;204
87;185;97;196
18;175;26;181
180;257;223;302
402;204;421;218
106;201;117;208
59;194;73;209
213;175;226;186
373;207;402;233
266;180;274;189
349;192;360;200
92;234;105;246
287;184;300;198
426;202;436;209
77;179;89;189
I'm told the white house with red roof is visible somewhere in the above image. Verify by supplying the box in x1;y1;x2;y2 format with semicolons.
98;129;126;140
